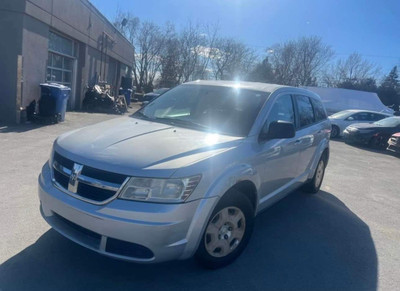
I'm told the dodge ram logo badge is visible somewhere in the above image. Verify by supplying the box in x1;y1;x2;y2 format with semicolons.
68;163;83;193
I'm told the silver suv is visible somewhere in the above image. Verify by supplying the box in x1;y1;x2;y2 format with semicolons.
39;81;330;268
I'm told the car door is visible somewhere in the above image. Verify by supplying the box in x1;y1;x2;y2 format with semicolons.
293;95;319;176
255;94;302;201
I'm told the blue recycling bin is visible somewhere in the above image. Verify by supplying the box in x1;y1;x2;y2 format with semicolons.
119;88;132;106
39;83;70;122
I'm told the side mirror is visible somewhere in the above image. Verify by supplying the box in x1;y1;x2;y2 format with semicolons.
347;116;354;121
260;121;296;141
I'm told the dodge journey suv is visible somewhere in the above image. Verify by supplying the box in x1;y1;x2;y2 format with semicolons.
39;80;330;268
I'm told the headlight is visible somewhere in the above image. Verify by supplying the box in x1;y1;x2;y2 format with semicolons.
118;175;201;203
347;127;358;132
48;143;55;168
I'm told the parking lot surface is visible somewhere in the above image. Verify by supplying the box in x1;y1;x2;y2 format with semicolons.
1;111;399;291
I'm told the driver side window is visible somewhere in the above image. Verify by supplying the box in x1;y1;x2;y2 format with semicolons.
263;94;295;133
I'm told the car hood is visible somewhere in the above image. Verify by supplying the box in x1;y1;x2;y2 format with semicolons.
392;132;400;138
54;117;243;177
348;123;378;130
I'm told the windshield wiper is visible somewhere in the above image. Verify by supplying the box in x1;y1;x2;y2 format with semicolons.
133;111;150;120
174;119;212;131
152;117;211;131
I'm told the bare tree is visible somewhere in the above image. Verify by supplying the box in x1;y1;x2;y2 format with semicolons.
296;36;334;85
176;22;204;82
269;36;334;86
269;41;298;85
169;22;221;82
114;13;168;91
113;11;140;85
193;23;220;80
210;38;257;80
323;52;380;87
113;10;139;44
133;22;168;91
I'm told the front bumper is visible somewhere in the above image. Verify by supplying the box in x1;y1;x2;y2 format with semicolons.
343;129;372;144
39;163;218;263
387;139;400;153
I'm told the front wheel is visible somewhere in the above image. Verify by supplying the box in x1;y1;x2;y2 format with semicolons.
195;189;254;269
369;136;387;149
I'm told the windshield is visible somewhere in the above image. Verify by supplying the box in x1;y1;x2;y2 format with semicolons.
329;110;353;119
134;84;269;136
374;117;400;127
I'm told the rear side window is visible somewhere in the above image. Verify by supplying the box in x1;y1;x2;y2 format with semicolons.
352;112;370;121
296;95;315;128
372;113;387;121
310;98;327;121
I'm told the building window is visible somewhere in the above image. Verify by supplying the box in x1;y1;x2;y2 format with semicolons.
46;52;73;86
49;31;74;56
47;32;75;87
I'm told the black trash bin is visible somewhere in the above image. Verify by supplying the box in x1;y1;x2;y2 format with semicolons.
39;83;70;122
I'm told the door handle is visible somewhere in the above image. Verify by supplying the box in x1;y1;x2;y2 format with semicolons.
294;139;301;145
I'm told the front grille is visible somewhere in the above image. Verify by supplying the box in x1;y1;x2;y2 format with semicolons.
52;151;128;203
54;169;69;189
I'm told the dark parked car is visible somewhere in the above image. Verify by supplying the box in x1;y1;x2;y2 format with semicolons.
387;132;400;154
142;88;170;102
343;117;400;148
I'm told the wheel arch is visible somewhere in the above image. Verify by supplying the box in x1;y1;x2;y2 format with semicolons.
230;180;258;213
308;140;330;180
322;147;329;166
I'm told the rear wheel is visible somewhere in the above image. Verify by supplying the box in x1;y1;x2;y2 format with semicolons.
195;189;254;269
302;156;326;194
330;125;340;138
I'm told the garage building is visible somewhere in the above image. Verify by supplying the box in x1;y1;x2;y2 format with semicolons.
0;0;135;124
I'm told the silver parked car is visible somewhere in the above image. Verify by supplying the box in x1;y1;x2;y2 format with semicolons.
329;109;391;138
39;81;330;268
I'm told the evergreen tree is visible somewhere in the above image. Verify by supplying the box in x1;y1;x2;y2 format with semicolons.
337;77;378;92
159;38;180;88
246;57;275;83
378;66;400;110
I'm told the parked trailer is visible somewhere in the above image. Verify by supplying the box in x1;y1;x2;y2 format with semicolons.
302;86;393;116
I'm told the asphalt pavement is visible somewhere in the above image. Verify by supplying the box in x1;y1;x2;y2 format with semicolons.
1;111;399;291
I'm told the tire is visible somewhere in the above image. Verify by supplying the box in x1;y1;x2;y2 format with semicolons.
330;125;340;139
195;189;254;269
302;155;326;194
369;136;386;150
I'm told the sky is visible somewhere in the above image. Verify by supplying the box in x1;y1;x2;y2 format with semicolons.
91;0;400;77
